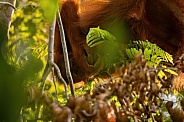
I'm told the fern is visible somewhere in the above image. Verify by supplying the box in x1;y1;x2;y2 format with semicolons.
126;40;173;67
86;27;176;77
126;40;177;78
86;26;116;47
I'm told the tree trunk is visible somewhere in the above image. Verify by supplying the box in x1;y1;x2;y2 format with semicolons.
0;0;24;121
0;0;16;45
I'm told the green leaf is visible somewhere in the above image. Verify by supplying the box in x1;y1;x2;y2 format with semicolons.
126;48;142;60
86;26;116;47
39;0;58;22
162;65;178;75
127;40;173;66
126;48;134;59
144;48;151;60
157;70;167;79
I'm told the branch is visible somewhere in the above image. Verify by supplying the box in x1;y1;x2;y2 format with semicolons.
16;4;38;10
57;10;75;97
50;62;68;99
0;2;15;9
41;16;69;99
0;2;38;10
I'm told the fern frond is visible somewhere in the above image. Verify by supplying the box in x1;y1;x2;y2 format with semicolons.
86;26;116;48
126;40;173;66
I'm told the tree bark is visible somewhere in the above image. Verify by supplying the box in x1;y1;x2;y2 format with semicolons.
0;0;22;121
0;0;16;45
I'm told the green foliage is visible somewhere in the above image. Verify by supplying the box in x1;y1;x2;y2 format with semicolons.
86;26;125;75
39;0;58;22
1;1;180;120
126;40;177;78
0;0;51;121
34;54;175;122
86;27;176;78
126;40;173;66
86;26;125;74
6;0;49;83
86;26;116;47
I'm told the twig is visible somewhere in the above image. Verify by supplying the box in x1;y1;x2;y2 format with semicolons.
0;2;15;9
19;107;24;122
52;68;59;101
57;10;75;97
16;3;38;10
125;99;138;122
0;2;38;10
148;67;179;72
41;15;69;99
51;62;68;99
41;64;51;93
40;16;56;92
63;106;72;122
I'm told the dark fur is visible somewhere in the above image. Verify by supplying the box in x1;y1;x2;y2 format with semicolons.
54;0;184;83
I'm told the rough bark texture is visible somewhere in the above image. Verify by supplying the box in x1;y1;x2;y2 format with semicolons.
0;0;24;121
0;0;16;45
